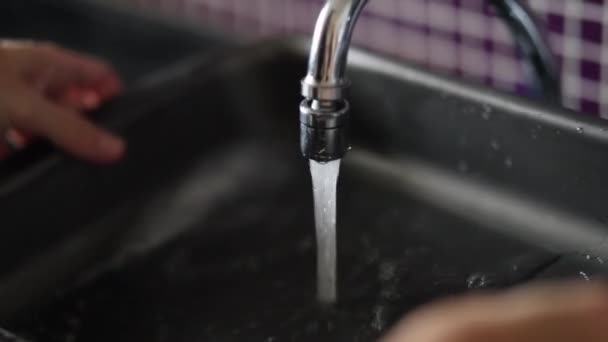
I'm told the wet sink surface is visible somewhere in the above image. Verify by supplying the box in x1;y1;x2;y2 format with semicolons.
1;39;608;341
9;144;556;341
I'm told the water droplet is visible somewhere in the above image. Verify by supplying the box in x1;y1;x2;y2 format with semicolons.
490;140;501;151
504;157;513;168
371;306;387;331
583;254;605;264
579;271;591;281
576;127;584;134
458;161;469;173
467;273;489;289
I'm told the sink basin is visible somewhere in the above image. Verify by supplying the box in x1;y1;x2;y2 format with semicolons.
1;35;608;340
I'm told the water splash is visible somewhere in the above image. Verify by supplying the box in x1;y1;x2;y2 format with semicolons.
584;254;604;264
576;127;585;134
310;159;341;304
467;273;489;289
371;306;387;332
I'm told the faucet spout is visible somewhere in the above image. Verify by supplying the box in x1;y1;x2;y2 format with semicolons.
300;0;367;162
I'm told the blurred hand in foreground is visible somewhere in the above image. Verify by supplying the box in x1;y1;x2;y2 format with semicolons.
0;40;125;162
382;281;608;342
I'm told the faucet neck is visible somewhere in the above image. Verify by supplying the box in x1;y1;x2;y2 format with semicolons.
302;0;368;102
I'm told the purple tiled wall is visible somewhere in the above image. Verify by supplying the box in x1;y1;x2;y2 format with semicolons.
124;0;608;118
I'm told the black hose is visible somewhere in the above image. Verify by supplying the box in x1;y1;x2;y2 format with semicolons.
490;0;562;104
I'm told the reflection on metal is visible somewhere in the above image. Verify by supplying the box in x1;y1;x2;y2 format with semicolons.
300;0;560;162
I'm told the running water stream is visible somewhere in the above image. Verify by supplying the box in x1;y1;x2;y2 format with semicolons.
309;159;341;304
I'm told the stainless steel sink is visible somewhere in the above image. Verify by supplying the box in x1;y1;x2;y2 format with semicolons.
1;19;608;342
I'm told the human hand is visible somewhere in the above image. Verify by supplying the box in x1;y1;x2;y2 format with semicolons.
0;40;125;162
382;281;608;342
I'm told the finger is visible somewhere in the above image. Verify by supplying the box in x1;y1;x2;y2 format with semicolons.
93;73;123;98
5;129;30;150
9;95;125;162
383;281;608;342
54;86;100;110
498;281;608;317
478;281;608;342
32;43;123;96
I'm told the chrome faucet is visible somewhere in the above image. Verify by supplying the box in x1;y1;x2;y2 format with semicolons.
300;0;560;162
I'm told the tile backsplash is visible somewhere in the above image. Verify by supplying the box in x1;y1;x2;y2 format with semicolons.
124;0;608;118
